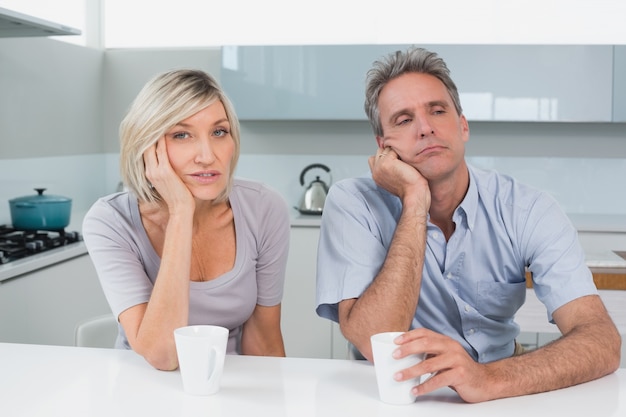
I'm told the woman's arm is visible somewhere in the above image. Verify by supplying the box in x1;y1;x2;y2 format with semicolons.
121;138;196;370
240;304;286;356
119;210;193;370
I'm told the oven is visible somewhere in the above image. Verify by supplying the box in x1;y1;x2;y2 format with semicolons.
0;224;111;346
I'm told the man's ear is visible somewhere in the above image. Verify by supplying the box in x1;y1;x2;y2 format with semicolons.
375;136;385;149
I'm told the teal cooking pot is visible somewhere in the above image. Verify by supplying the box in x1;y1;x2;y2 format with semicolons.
9;188;72;230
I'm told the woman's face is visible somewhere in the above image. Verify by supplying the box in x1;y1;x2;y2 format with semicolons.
163;101;235;202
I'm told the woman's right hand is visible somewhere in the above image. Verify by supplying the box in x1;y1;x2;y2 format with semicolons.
143;137;195;214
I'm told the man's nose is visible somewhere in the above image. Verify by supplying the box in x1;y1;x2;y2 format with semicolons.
416;116;435;138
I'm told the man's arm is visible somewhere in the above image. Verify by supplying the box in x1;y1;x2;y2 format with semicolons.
338;200;427;361
395;294;621;403
486;295;621;398
338;147;430;361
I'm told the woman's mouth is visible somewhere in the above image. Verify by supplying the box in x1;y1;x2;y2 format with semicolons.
191;171;220;182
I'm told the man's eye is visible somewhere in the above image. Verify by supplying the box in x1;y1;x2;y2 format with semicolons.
397;118;411;126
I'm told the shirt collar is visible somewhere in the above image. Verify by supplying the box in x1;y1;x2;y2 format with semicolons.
455;165;478;232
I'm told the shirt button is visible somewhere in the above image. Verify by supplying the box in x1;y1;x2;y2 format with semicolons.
464;304;471;312
446;272;453;279
468;328;475;335
431;232;441;240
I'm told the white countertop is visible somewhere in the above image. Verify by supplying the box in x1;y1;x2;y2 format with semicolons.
290;211;626;233
0;342;624;417
585;249;626;269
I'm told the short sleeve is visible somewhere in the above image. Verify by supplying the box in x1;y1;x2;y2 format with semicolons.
315;179;393;322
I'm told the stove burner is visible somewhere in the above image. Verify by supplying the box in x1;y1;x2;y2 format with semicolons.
0;225;82;265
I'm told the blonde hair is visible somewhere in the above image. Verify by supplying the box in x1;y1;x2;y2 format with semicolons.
119;69;241;203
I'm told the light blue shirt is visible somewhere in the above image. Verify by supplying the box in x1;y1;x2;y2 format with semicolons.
316;165;597;363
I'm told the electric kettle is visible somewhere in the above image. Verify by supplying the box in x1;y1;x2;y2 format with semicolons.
296;163;332;215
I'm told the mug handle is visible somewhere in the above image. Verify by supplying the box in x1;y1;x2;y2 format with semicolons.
206;347;224;384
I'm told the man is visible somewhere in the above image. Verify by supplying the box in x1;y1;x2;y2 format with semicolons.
315;46;621;403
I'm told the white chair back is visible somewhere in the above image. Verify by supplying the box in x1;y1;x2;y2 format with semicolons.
74;314;118;348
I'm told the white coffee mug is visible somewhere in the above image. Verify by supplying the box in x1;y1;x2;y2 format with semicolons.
174;325;229;396
370;331;426;405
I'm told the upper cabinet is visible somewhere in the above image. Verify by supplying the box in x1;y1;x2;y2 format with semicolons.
614;46;626;122
221;44;615;123
0;7;80;37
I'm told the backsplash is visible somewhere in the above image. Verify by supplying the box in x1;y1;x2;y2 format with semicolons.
1;153;625;227
0;155;111;227
237;154;626;217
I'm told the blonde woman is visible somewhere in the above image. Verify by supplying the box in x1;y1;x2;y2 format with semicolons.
83;70;289;370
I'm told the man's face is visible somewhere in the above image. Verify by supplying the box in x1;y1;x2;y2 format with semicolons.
376;72;469;182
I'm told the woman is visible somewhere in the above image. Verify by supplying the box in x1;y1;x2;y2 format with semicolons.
83;69;290;370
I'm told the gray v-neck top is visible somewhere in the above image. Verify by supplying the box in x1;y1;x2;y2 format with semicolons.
82;178;290;353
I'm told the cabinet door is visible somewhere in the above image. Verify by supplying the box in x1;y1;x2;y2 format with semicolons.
221;44;403;120
614;46;626;122
281;226;333;358
0;255;111;346
436;45;613;122
221;45;614;122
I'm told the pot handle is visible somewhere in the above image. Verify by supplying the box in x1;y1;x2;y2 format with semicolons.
15;202;37;209
299;163;331;186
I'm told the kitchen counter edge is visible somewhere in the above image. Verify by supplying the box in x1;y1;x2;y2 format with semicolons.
0;241;88;283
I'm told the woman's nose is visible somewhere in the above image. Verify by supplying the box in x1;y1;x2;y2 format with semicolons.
194;139;215;164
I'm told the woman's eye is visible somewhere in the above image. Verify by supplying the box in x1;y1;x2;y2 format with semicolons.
172;132;190;139
213;128;229;137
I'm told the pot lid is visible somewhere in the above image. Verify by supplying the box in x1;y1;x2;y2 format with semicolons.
9;188;71;204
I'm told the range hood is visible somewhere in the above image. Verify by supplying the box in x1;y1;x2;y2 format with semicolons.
0;7;81;38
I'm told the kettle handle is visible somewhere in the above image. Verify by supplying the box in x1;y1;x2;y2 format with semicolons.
299;163;331;186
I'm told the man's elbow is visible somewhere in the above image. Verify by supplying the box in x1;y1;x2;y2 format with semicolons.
607;329;622;373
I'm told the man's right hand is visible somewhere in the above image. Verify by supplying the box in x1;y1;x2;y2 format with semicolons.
368;146;431;212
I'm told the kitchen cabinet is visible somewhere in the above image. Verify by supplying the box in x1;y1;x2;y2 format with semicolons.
0;7;80;37
0;254;111;346
221;44;614;122
282;225;349;359
614;46;626;122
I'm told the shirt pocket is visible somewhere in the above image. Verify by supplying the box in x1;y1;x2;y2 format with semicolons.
475;281;527;321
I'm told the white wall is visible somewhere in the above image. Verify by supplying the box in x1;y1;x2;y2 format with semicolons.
0;37;103;158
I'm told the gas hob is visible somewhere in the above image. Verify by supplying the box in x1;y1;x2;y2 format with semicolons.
0;225;82;265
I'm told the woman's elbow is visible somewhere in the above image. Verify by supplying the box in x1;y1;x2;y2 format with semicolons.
144;352;179;371
133;344;179;371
